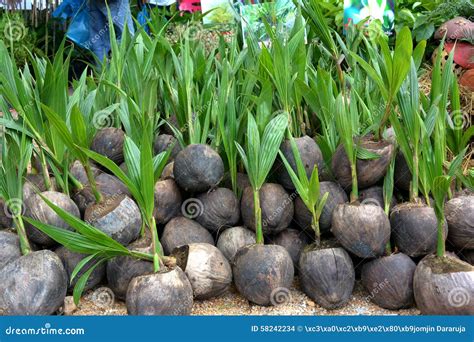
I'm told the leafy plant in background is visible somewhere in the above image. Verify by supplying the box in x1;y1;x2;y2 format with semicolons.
407;0;474;41
0;12;37;65
235;114;288;244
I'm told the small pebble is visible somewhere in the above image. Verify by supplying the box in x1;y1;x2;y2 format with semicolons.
63;296;77;315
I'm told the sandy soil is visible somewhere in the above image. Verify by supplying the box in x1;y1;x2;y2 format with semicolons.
67;280;420;316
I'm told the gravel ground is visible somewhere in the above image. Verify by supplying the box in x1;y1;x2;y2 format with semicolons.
67;279;420;316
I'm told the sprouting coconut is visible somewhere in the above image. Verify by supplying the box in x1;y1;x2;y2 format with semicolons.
154;134;182;160
233;244;294;306
299;246;355;309
72;173;131;214
275;136;324;190
0;250;68;315
360;156;417;310
216;226;256;262
84;194;142;246
0;138;68;315
268;228;308;269
24;191;81;247
233;115;294;306
445;196;474;251
332;201;390;258
172;243;232;299
361;253;416;309
412;175;474;315
293;181;347;234
0;231;21;270
390;203;447;257
332;136;394;191
194;187;240;233
173;144;224;193
279;135;355;308
55;246;106;293
414;254;474;315
154;179;182;225
126;266;194;315
330;95;390;259
107;238;154;300
91;127;125;164
241;183;294;236
161;217;214;255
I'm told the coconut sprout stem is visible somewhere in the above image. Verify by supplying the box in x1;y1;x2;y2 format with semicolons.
350;162;358;202
378;98;393;140
311;212;321;247
69;174;84;192
436;215;446;258
14;217;32;255
149;217;163;272
410;148;419;202
253;189;264;244
39;150;53;191
84;163;102;203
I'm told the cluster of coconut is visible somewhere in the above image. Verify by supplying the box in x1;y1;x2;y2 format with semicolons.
0;127;473;315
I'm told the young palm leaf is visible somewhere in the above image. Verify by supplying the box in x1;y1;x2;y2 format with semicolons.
80;130;171;271
0;130;33;255
279;136;328;245
235;114;288;243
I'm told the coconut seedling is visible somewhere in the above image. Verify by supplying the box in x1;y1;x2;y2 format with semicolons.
233;114;294;306
412;59;473;314
27;128;194;314
390;50;454;258
0;132;68;315
361;156;417;310
331;93;391;259
0;42;68;193
280;135;354;308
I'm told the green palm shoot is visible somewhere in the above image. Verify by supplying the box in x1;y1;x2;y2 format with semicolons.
0;131;33;255
81;127;171;272
235;114;288;244
279;136;328;246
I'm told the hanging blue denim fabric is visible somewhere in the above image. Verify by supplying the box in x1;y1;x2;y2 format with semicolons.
53;0;135;61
